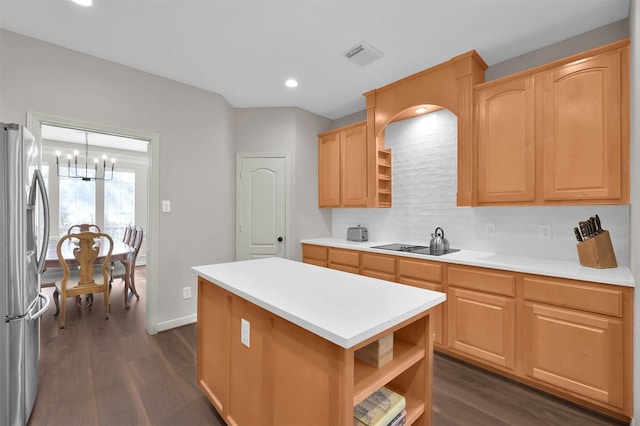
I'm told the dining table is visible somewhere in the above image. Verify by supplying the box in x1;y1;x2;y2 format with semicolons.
43;236;138;308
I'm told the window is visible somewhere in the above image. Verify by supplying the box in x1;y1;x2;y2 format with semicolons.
104;170;135;240
58;166;96;235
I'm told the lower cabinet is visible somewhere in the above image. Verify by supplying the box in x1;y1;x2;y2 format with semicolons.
521;275;631;414
447;266;516;371
396;258;444;347
523;302;624;408
300;244;633;420
197;277;230;414
198;276;435;426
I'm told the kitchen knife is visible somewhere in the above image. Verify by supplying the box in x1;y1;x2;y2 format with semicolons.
574;227;583;242
595;214;603;234
589;217;598;235
579;221;589;239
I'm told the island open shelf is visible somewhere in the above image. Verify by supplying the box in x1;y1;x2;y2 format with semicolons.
193;257;445;426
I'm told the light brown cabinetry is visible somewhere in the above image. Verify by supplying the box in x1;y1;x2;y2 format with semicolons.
328;247;360;274
197;275;436;426
302;244;328;267
522;276;631;414
318;122;368;208
473;40;629;206
543;50;624;201
475;75;535;203
197;277;230;415
397;258;444;346
301;244;633;420
447;266;516;371
361;252;396;281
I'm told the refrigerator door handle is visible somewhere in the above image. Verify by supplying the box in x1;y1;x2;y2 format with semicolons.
29;169;50;274
5;292;50;323
29;292;51;321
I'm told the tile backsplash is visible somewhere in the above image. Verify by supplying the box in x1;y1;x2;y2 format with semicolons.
332;109;630;266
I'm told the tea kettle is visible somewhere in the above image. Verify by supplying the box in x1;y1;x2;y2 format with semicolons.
430;227;449;252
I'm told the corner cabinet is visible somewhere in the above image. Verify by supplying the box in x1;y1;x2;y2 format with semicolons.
318;122;368;208
473;39;629;206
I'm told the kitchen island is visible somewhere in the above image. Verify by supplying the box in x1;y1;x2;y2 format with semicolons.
192;257;446;426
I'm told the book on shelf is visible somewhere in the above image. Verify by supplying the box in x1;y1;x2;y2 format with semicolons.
353;386;406;426
387;409;407;426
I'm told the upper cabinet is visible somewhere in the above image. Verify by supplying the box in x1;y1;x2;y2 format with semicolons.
473;40;629;206
475;75;536;203
318;122;368;208
543;50;623;201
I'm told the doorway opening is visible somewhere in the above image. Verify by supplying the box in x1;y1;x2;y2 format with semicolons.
27;112;161;334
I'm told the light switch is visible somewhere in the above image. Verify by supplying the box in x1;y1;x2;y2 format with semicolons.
241;318;250;348
162;200;171;212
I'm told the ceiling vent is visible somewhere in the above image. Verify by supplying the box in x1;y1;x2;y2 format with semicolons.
343;41;384;67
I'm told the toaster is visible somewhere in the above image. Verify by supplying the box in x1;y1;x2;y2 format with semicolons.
347;226;368;242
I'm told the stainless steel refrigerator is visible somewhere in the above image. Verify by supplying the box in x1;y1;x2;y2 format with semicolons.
1;123;51;426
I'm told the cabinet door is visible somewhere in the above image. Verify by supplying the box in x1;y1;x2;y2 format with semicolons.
341;123;368;207
318;131;341;207
197;279;230;416
397;258;444;345
476;75;536;203
447;287;515;370
523;303;624;408
229;297;269;426
543;50;621;201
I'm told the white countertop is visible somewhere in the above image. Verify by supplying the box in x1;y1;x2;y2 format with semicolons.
301;237;636;287
192;257;446;349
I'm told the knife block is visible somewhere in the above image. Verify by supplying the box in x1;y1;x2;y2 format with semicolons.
576;230;617;269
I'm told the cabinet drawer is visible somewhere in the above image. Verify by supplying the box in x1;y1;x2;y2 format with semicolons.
397;258;442;284
448;266;515;296
302;244;328;262
523;277;623;317
328;248;360;267
361;253;396;281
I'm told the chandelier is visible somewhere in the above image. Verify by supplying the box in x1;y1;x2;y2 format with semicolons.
56;132;116;181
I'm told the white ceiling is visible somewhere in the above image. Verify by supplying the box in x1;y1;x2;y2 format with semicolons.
0;0;630;120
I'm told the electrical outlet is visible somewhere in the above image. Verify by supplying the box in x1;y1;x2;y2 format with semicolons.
241;318;250;348
162;200;171;212
539;225;552;240
182;286;191;299
486;223;496;238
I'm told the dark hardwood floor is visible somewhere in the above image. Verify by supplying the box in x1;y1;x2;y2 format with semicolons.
29;267;627;426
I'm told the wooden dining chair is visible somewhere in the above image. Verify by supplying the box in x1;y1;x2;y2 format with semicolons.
110;226;143;305
67;223;102;234
122;225;134;245
53;231;113;329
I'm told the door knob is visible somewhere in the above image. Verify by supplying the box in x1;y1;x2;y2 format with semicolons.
277;236;284;242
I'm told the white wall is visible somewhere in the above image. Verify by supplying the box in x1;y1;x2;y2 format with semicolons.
333;110;631;265
0;29;236;331
233;107;332;261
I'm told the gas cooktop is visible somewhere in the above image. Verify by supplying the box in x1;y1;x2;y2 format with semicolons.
370;243;460;256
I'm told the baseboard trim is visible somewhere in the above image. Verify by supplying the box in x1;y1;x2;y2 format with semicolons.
157;314;197;332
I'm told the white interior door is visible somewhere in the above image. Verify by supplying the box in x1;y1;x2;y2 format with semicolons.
237;155;287;260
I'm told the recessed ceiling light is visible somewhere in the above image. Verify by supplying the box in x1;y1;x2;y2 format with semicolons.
285;79;298;88
415;107;428;114
72;0;92;6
